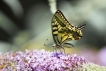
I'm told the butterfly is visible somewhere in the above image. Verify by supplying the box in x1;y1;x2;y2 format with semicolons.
51;10;86;52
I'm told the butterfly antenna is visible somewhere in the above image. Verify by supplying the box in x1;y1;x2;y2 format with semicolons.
78;24;86;29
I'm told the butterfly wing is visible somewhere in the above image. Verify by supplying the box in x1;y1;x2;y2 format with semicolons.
51;10;73;46
54;10;73;27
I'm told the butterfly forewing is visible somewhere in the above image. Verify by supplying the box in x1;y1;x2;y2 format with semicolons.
52;11;65;45
51;10;73;47
55;10;72;27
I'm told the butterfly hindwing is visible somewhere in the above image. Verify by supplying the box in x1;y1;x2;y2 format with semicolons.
52;10;72;45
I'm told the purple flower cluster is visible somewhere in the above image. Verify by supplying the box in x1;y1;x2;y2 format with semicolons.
0;49;88;71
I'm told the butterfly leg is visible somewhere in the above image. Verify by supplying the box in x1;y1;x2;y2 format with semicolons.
70;43;74;47
59;48;62;53
58;46;65;53
61;47;65;53
53;47;57;52
53;44;58;53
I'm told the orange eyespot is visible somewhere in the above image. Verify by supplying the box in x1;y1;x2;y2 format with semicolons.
75;37;80;40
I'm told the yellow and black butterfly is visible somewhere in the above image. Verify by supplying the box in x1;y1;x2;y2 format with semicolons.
51;10;86;52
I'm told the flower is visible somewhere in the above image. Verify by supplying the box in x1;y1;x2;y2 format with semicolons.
80;63;106;71
0;49;106;71
98;47;106;66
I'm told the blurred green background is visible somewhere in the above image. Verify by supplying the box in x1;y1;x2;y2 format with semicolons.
0;0;106;66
